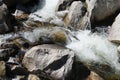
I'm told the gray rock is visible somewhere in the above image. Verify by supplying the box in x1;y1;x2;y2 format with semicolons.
0;3;14;34
88;0;120;22
22;44;74;80
64;1;88;30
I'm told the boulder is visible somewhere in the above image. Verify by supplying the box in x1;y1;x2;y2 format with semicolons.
22;44;74;80
0;2;14;34
108;13;120;43
22;44;91;80
87;0;120;23
64;1;88;30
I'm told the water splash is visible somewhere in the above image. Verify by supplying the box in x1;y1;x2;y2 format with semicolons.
66;30;120;71
29;0;59;21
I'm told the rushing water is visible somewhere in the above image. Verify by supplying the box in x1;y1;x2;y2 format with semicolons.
66;30;120;70
29;0;59;21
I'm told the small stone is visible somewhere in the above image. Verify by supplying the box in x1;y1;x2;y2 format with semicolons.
28;74;40;80
0;61;5;77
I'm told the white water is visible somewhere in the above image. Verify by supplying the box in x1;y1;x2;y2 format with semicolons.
66;30;120;70
29;0;59;21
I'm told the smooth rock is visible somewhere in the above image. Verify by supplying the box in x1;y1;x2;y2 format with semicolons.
108;13;120;43
88;0;120;22
22;44;74;80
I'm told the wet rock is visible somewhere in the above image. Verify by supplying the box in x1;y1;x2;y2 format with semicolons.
0;61;6;78
87;71;103;80
0;43;19;61
14;10;29;21
5;63;29;78
108;13;120;43
12;37;30;49
49;29;69;45
0;3;14;34
22;44;74;80
88;0;120;23
57;0;74;11
64;1;87;30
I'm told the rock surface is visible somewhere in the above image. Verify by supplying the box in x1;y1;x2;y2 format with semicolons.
0;61;5;78
0;2;14;34
108;13;120;43
22;44;74;80
64;1;87;30
89;0;120;23
57;0;74;11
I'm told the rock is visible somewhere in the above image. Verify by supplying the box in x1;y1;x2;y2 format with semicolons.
0;2;14;34
31;70;54;80
108;13;120;43
88;0;120;23
49;28;69;45
0;43;19;61
87;71;103;80
22;44;74;80
0;61;5;78
64;1;87;30
117;46;120;54
28;74;40;80
14;10;29;21
57;0;74;11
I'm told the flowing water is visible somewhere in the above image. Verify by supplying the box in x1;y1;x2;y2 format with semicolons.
29;0;59;21
1;0;120;79
66;30;120;70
